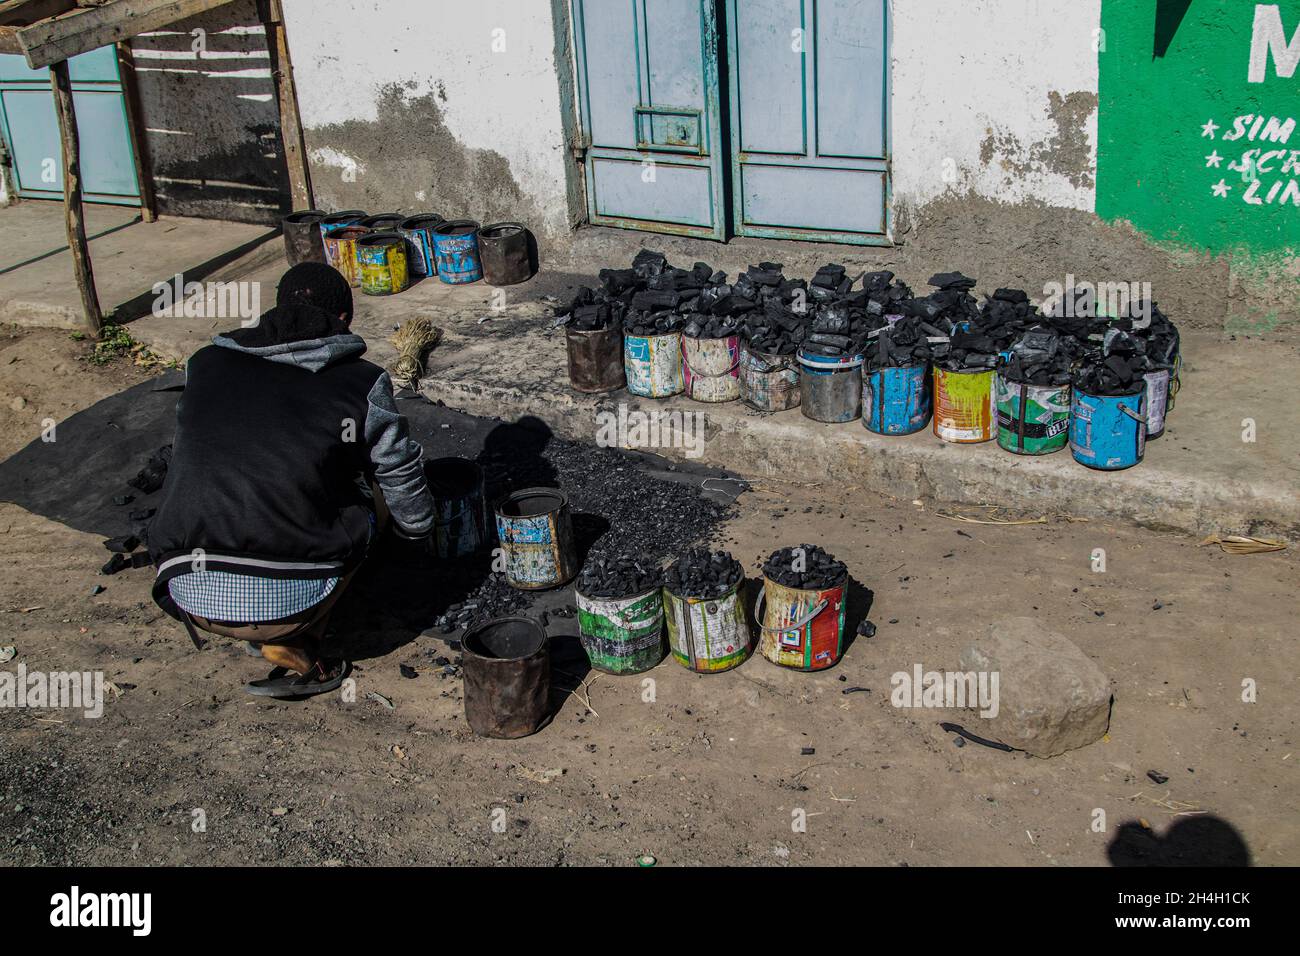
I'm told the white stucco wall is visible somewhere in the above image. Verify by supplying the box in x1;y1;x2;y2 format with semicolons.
279;0;574;237
889;0;1101;214
278;0;1101;239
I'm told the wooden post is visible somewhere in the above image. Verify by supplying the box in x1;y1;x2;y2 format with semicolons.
50;58;102;336
263;0;312;210
116;41;157;223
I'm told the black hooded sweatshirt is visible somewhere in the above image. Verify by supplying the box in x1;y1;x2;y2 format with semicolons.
148;270;433;621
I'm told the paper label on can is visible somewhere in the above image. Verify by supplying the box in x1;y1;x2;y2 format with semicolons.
496;512;568;586
1144;371;1169;435
683;337;741;402
665;592;747;671
577;592;665;671
625;334;684;397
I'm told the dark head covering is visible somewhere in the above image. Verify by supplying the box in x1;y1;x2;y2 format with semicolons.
226;262;354;347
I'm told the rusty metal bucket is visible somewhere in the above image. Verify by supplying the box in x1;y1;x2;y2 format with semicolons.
478;221;533;285
566;326;626;393
281;209;326;266
461;617;551;738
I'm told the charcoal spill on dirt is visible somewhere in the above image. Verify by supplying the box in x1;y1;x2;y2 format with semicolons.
762;544;848;589
418;417;737;634
576;554;661;599
663;548;743;599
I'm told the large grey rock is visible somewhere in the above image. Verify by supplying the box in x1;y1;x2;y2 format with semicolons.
958;617;1112;757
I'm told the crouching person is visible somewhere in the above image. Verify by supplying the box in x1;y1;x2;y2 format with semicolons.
149;263;434;698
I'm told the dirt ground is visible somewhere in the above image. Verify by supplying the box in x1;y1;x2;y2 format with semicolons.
0;325;1295;867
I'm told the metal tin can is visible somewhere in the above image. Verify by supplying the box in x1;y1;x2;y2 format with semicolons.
358;212;405;231
355;231;409;295
933;366;996;443
432;219;483;284
798;349;864;423
994;375;1071;455
755;575;847;671
682;335;741;402
318;209;366;244
662;580;751;674
739;346;800;412
863;364;931;435
322;224;370;288
281;209;326;266
1070;386;1147;470
494;488;577;590
399;213;444;278
477;221;532;285
425;457;488;559
566;326;626;393
624;331;684;398
461;617;551;739
575;588;666;675
1143;367;1171;440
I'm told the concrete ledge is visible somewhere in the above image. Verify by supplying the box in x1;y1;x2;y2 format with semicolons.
420;312;1300;544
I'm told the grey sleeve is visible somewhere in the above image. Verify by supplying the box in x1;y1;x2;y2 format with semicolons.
364;372;434;537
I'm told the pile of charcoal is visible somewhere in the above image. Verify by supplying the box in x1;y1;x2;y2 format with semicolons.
925;274;1014;371
999;329;1081;386
434;573;528;634
662;548;743;599
762;544;848;589
1059;299;1181;396
557;250;1183;397
556;250;918;359
576;554;661;599
863;315;939;371
1074;328;1153;396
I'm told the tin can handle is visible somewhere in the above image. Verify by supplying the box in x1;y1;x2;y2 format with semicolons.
1118;403;1148;425
753;588;830;634
682;351;742;379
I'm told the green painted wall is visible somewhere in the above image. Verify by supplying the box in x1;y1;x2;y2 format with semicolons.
1097;0;1300;256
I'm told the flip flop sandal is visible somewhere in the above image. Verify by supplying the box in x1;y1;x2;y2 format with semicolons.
244;660;351;699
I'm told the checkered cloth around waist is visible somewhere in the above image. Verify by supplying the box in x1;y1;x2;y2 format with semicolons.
168;571;338;623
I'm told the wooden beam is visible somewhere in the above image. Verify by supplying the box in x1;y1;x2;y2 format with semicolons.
261;0;311;210
0;0;75;28
115;41;156;222
18;0;233;69
50;59;103;336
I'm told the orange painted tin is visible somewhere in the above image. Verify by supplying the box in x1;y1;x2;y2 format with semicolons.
933;366;996;443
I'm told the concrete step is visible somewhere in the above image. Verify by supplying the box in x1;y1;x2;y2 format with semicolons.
419;311;1300;544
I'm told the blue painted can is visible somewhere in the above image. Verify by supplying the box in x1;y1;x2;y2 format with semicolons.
425;457;487;559
1069;386;1147;470
400;214;444;278
494;488;577;590
862;364;931;435
432;219;483;284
